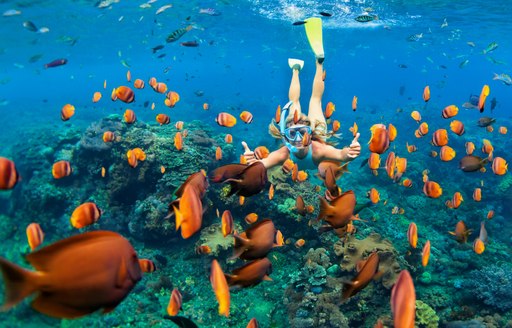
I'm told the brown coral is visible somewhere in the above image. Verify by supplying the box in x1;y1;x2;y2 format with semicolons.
333;233;401;288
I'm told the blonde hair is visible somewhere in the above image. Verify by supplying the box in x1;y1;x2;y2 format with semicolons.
268;113;331;144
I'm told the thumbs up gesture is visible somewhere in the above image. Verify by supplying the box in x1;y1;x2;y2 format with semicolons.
346;133;361;159
241;141;257;165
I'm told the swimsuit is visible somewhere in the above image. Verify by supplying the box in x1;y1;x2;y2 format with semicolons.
289;144;317;170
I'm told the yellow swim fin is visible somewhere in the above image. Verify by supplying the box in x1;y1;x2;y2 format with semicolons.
304;17;324;60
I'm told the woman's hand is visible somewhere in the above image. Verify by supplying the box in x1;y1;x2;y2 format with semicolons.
346;133;361;159
241;141;258;165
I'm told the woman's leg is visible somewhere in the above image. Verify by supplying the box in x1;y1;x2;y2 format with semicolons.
288;68;302;118
308;61;326;132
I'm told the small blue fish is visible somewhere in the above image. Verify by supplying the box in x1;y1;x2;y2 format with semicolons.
166;26;193;43
407;33;423;42
482;42;498;54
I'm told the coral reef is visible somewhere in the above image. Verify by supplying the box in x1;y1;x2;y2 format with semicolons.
197;222;241;256
464;263;512;311
333;233;401;288
415;300;440;328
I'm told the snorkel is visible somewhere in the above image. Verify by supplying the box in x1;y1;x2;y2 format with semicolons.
280;101;301;154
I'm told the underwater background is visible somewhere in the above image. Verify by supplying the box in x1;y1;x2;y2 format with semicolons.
1;0;512;327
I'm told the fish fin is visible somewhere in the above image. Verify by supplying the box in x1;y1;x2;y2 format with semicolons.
32;294;92;319
165;199;180;219
224;273;234;286
230;232;249;260
0;257;40;311
373;270;384;280
448;231;455;236
356;260;366;272
173;204;183;231
263;275;273;281
316;196;331;221
229;247;245;261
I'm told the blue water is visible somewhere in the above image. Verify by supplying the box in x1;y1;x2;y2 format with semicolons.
1;0;512;327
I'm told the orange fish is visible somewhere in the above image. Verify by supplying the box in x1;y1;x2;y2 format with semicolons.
160;166;165;174
410;111;421;123
126;150;138;168
486;125;494;133
451;191;463;209
70;202;102;229
244;213;258;224
268;184;274;200
325;102;335;118
349;122;358;137
478;84;490;112
282;159;294;173
26;223;44;251
240;111;254;124
499;126;508;134
492;157;508;175
481;139;494;154
173;184;204;239
254;146;270;160
239;196;245;206
391;270;416;328
101;167;106;178
103;79;107;89
291;163;299;182
442;105;459;119
156;114;170;125
368;124;390;154
125;70;131;82
52;160;72;179
61;104;75;121
0;230;142;319
473;188;481;201
167;288;183;316
221;210;233;237
196;245;212;254
124;109;136;124
439;145;456;161
112;86;135;103
402;179;413;188
423;85;430;102
215;147;223;161
148;77;157;88
423;180;442;198
92;91;102;103
332;120;341;133
210;259;230;317
368;188;380;204
450;120;465;136
342;252;380;300
487;210;494;220
225;134;233;144
166;91;180;107
154;82;167;94
388;123;397;142
418;122;429;136
294;239;305;248
203;103;210;110
216;113;237;127
421;240;430;267
138;259;156;273
102;131;116;143
352;96;358;111
395;157;407;175
385;152;396;179
174;132;183;151
430;151;438;157
449;220;471;243
407;222;417;248
175;121;184;130
132;148;146;161
465;141;475;155
368;152;381;175
473;238;485;254
297;170;308;182
275;105;281;123
133;79;145;89
406;143;417;153
431;129;448;146
246;318;259;328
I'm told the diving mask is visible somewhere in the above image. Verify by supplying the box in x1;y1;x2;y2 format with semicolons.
283;125;312;142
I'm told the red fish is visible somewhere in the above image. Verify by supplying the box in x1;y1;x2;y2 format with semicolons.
232;219;276;260
52;160;72;179
342;252;380;299
317;190;357;228
221;210;233;237
224;258;272;288
0;157;20;190
0;231;142;318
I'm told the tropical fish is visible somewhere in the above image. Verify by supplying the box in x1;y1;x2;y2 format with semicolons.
180;41;199;47
407;33;423;42
70;202;102;229
423;180;442;198
209;162;268;197
342;252;380;299
407;223;417;248
112;86;135;103
244;213;258;224
391;270;416;328
0;231;142;318
492;157;508;175
459;155;488;172
422;86;430;102
449;220;471;243
156;114;170;125
422;241;431;267
246;318;259;328
92;91;102;102
240;111;254;124
199;8;221;16
221;210;233;237
325;102;335;118
52;160;72;179
368;124;390;154
166;26;193;43
167;288;182;316
44;58;68;69
317;190;357;228
355;15;378;23
292;21;307;26
442;105;458;118
450;120;465;136
173;184;203;239
61;104;75;121
215;112;237;127
124;109;136;124
477;117;495;127
492;73;512;86
138;259;156;273
224;258;272;288
210;260;230;317
232;219;276;260
26;223;44;251
482;42;498;54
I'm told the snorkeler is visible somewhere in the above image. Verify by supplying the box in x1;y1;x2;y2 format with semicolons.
241;17;361;170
